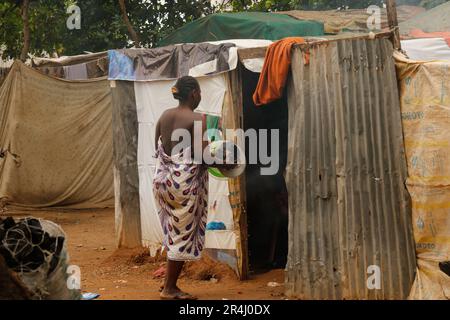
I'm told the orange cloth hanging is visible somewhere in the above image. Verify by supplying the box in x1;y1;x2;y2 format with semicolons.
253;37;307;106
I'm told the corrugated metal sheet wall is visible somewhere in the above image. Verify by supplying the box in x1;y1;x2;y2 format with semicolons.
285;38;416;299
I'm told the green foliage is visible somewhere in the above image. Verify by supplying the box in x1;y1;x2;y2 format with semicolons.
128;0;216;47
0;0;215;58
0;2;22;58
63;0;129;55
2;0;445;59
1;0;75;58
228;0;384;11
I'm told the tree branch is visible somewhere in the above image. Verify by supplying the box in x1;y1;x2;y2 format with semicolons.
19;0;30;61
118;0;141;48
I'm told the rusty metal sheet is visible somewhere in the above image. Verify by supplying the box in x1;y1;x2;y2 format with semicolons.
285;38;416;299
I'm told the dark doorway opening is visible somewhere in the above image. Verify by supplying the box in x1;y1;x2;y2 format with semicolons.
241;68;289;272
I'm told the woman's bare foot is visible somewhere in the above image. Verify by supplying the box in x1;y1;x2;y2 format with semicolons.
160;287;197;300
159;285;182;292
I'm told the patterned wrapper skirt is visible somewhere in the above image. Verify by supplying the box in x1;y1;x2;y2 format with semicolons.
152;141;208;261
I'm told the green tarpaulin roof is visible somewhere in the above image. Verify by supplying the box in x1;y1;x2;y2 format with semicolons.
158;12;324;46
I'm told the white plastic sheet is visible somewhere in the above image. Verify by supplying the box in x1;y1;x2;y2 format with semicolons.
206;175;236;250
401;38;450;61
134;73;236;251
208;39;273;73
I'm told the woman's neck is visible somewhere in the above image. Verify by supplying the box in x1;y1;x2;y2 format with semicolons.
177;103;192;111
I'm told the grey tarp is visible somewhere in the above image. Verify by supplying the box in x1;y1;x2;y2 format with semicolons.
108;43;236;81
0;61;114;208
35;59;109;80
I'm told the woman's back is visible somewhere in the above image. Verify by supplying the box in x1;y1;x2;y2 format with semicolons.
157;107;203;156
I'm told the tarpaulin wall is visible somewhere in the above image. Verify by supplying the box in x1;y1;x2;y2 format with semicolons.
396;54;450;300
0;62;114;208
286;38;416;299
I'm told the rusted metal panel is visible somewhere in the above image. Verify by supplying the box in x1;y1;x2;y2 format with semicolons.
285;38;416;299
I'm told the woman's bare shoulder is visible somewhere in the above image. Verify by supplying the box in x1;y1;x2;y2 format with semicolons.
161;107;178;116
158;107;178;122
191;111;204;121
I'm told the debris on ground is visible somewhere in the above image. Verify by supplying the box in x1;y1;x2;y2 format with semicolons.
182;254;237;281
81;292;100;300
210;277;219;284
105;247;165;267
0;217;64;272
115;279;128;284
267;282;282;287
152;266;166;278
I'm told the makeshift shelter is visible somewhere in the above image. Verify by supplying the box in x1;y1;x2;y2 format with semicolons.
279;5;424;34
157;12;324;46
398;2;450;62
110;34;417;299
109;43;249;275
0;61;114;208
399;1;450;37
395;53;450;300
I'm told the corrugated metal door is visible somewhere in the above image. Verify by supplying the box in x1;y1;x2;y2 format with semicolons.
285;38;416;299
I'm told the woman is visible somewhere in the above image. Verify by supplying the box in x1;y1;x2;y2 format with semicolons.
153;76;208;300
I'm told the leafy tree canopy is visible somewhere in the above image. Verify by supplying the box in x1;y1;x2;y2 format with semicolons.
0;0;447;59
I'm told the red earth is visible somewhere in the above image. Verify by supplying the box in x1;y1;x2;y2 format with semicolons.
4;207;286;300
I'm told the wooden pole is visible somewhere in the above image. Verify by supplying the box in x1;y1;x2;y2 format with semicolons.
386;0;401;50
111;81;143;248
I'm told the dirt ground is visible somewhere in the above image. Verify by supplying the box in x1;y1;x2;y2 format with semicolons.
3;208;286;300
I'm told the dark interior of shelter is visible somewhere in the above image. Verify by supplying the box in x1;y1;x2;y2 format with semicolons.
241;68;289;272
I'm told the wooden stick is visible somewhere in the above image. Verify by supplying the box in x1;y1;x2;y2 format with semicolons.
386;0;401;50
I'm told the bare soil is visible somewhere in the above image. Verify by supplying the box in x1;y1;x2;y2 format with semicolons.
2;208;285;300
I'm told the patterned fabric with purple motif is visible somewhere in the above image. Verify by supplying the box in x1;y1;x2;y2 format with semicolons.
153;139;208;261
